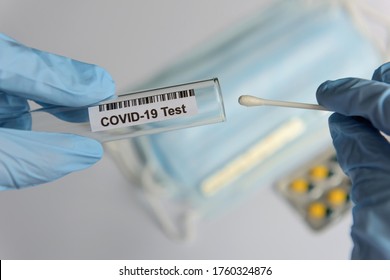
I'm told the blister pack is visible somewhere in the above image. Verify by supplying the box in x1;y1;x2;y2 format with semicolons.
276;148;352;230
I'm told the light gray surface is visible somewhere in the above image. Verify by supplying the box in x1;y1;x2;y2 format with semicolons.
2;0;383;259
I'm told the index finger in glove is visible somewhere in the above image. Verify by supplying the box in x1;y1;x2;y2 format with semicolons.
316;78;390;135
0;33;115;107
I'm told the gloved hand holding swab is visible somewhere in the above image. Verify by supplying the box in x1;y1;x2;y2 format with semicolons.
238;95;329;111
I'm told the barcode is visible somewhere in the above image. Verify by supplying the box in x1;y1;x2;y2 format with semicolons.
98;89;195;112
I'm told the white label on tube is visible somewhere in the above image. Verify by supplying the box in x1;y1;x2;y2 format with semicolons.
88;89;198;132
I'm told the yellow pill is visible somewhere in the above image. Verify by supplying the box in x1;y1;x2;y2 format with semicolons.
310;165;329;180
290;179;309;193
307;202;327;219
327;187;348;206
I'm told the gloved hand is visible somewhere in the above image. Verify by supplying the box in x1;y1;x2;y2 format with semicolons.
0;33;115;190
316;62;390;260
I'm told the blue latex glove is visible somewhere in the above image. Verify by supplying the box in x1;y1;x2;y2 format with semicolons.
0;33;115;189
316;62;390;259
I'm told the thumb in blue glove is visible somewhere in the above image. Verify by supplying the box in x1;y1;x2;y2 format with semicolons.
0;33;115;189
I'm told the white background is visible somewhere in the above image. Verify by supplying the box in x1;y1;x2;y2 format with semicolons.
0;0;388;259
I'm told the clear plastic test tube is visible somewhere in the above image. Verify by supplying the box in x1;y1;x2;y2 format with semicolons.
13;78;225;142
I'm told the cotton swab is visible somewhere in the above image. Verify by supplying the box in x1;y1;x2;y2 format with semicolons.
238;95;329;111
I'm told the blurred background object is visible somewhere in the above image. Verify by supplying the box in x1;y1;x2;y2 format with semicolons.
0;0;389;259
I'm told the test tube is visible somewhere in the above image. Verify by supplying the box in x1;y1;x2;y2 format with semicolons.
13;78;225;142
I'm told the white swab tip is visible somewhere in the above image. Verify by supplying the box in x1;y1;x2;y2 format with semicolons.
238;95;263;106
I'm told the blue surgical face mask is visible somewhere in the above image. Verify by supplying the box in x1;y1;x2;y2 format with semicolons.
107;0;382;240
